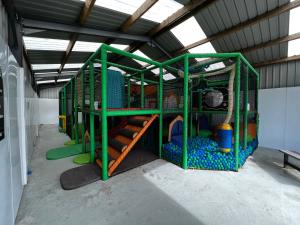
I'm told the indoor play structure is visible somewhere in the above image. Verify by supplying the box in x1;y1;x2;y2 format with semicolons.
53;44;259;188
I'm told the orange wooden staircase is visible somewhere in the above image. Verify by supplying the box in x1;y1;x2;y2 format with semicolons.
96;114;158;176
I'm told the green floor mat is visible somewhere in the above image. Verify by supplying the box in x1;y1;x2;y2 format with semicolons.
46;144;89;160
46;142;100;160
73;153;91;165
64;140;76;146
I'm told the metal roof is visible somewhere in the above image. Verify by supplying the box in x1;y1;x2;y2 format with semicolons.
13;0;296;84
194;0;290;63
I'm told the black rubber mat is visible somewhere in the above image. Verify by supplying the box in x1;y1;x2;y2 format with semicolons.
60;148;158;190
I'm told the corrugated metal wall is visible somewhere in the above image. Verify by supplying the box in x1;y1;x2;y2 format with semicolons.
258;60;300;89
39;86;61;99
0;0;8;42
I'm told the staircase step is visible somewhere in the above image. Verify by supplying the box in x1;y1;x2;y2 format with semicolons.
128;118;148;127
133;116;151;121
108;138;127;152
108;146;121;159
96;159;115;169
114;135;132;146
119;128;138;139
124;124;142;132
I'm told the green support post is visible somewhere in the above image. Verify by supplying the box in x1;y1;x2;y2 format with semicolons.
127;78;131;108
182;55;189;169
141;73;144;108
243;67;249;150
70;79;74;139
159;67;163;158
89;62;95;163
74;77;79;144
189;81;193;137
101;47;108;181
81;71;85;153
234;57;241;171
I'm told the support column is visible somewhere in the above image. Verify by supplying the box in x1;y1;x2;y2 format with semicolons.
101;47;108;181
74;77;79;144
81;71;85;153
243;67;249;150
182;55;189;169
141;73;144;108
70;79;74;139
127;78;131;108
89;62;95;163
234;57;241;171
159;67;163;158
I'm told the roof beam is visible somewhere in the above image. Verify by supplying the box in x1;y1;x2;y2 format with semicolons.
176;0;300;54
59;0;96;73
121;0;158;33
254;55;300;68
242;32;300;54
22;19;151;42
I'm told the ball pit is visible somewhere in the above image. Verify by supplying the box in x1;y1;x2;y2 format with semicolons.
163;137;258;171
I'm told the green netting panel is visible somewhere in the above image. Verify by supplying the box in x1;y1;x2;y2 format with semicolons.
94;69;125;109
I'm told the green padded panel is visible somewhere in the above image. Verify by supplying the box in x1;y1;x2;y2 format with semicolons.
64;140;76;146
73;153;91;165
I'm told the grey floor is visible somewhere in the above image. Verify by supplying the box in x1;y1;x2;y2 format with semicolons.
16;125;300;225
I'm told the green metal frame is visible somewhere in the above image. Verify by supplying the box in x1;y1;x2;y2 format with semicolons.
58;44;260;179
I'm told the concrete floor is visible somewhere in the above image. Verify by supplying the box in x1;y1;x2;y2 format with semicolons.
16;125;300;225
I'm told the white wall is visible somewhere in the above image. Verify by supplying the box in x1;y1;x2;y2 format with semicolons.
259;87;300;153
39;98;59;125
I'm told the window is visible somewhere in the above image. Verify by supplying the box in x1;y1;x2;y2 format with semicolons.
171;17;206;46
143;0;182;23
23;37;69;51
73;41;102;52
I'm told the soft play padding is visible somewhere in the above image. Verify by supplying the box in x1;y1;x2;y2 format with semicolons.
73;153;91;165
60;148;158;190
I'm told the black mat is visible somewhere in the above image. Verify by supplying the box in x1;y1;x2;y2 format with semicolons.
60;148;158;190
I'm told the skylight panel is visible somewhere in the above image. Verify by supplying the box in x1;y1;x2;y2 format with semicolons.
89;0;145;15
142;0;183;23
64;63;84;69
23;37;69;51
73;41;102;52
57;78;71;82
110;44;129;51
288;39;300;56
289;2;300;35
189;42;217;61
37;80;55;84
32;64;61;70
204;62;226;72
163;73;176;81
135;81;148;85
133;50;150;66
171;17;206;46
